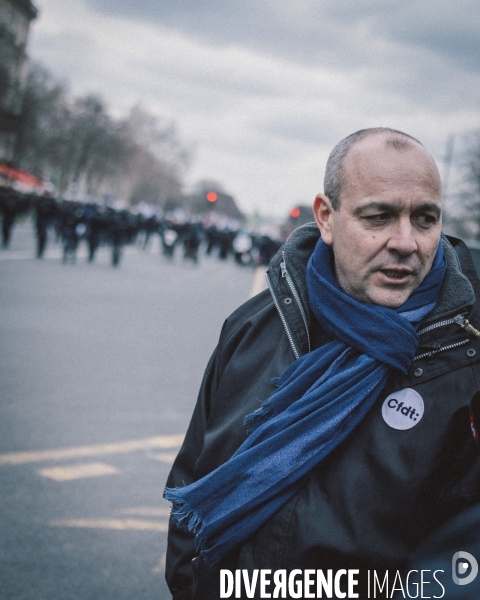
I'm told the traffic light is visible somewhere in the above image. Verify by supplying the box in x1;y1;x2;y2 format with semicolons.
290;207;301;218
206;191;218;203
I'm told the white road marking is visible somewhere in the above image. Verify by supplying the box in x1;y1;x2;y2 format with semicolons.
249;266;267;298
50;518;169;532
0;434;185;466
38;462;119;481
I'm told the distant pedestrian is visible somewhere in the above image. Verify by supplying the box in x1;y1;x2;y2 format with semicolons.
34;195;56;258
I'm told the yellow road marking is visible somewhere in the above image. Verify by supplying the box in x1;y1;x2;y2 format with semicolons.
38;462;119;481
249;266;267;298
0;434;185;466
50;518;169;532
119;507;171;517
149;451;178;464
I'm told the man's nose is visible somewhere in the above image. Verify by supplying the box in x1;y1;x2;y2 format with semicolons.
386;220;418;255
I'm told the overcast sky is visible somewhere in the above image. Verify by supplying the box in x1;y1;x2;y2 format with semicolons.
29;0;480;217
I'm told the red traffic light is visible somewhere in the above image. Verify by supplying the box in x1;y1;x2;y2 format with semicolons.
206;191;218;203
290;207;301;218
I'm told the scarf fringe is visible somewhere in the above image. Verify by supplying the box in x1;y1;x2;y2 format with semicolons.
164;487;204;535
165;487;218;561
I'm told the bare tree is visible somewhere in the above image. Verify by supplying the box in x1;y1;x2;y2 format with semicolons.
119;105;191;206
13;63;191;205
13;63;70;178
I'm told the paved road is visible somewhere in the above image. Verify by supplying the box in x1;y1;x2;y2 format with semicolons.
0;222;264;600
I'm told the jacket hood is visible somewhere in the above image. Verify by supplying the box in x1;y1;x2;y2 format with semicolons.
279;222;476;327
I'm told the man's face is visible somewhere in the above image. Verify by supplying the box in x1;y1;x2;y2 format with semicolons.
314;135;442;308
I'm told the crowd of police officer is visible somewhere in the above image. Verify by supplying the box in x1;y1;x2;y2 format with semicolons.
0;186;283;267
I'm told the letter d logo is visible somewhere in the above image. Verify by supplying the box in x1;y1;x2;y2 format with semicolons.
452;551;478;585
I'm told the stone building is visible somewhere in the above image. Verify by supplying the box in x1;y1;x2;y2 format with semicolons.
0;0;37;159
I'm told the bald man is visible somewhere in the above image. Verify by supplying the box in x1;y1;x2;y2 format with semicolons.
165;128;480;599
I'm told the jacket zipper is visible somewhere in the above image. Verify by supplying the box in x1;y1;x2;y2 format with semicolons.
417;313;463;336
265;271;300;360
417;313;480;337
280;253;311;352
413;313;480;361
413;338;470;361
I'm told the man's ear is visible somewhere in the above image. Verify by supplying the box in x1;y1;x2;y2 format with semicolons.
313;193;334;245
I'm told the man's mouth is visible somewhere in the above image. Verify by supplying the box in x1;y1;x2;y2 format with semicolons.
379;268;415;283
382;269;411;278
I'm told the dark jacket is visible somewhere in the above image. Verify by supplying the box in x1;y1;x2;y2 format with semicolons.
165;224;480;599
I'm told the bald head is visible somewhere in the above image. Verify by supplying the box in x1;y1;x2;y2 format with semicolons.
324;128;441;210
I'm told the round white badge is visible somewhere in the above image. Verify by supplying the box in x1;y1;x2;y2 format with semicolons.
382;388;424;430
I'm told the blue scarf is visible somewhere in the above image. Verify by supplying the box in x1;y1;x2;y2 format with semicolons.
164;237;446;567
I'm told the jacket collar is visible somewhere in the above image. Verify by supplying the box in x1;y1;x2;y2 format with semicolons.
277;223;475;329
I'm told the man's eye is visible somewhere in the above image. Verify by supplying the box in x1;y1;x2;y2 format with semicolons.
415;213;438;226
365;213;390;222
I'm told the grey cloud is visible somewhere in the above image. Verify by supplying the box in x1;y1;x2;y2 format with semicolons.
34;0;480;124
75;0;480;127
324;1;480;71
80;0;383;70
83;0;480;74
260;117;339;148
30;28;100;85
386;22;480;72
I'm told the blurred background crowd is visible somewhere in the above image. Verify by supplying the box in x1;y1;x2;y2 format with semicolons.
0;185;286;267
